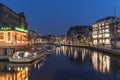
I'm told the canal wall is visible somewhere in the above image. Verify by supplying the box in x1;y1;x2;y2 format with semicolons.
60;44;120;56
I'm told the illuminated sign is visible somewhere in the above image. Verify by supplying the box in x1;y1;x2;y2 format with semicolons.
0;27;28;33
20;67;23;71
1;27;11;30
25;77;29;80
15;27;28;33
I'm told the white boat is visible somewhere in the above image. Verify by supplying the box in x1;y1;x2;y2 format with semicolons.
9;50;47;63
45;46;54;52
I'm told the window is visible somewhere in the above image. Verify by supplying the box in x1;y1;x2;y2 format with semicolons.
106;39;110;44
99;34;102;38
94;40;97;44
105;29;109;32
104;34;110;37
93;35;97;38
0;33;4;40
8;32;10;41
106;26;109;28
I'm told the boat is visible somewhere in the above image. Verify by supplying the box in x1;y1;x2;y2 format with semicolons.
9;50;47;63
8;56;46;68
55;44;61;47
45;46;54;52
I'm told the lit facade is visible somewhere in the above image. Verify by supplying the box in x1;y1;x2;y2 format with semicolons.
67;26;92;45
0;3;29;46
0;68;28;80
92;16;120;47
0;28;28;46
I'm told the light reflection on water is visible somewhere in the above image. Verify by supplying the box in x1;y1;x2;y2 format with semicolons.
0;46;120;80
0;56;46;80
92;52;110;73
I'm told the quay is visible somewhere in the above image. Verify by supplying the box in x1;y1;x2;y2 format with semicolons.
59;44;120;56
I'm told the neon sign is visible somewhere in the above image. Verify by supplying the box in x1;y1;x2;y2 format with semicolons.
15;27;28;33
25;77;29;80
1;27;11;30
0;27;28;33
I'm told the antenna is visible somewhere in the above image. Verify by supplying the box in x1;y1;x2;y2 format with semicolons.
114;5;116;17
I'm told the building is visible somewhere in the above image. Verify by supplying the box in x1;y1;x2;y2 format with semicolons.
92;16;120;47
67;26;92;45
0;3;29;47
28;29;37;44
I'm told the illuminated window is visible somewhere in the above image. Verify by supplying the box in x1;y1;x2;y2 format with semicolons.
8;32;10;41
105;29;109;32
99;24;101;26
17;35;21;41
106;26;109;28
104;34;110;37
117;30;120;33
102;30;104;33
94;40;97;44
106;39;110;44
93;31;97;34
22;36;26;41
99;34;102;38
99;26;101;29
103;39;105;43
0;33;4;39
93;35;97;38
100;40;102;43
99;30;102;33
106;22;109;25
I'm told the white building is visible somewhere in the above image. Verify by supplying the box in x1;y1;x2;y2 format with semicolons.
92;16;120;47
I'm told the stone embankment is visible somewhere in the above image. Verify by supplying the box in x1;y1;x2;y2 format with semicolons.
61;44;120;56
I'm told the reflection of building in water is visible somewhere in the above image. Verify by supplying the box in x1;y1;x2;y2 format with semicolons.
55;47;61;55
92;52;110;73
0;67;28;80
0;55;46;80
67;47;83;64
61;46;67;55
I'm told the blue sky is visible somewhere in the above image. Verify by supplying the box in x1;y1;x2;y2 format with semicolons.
0;0;120;35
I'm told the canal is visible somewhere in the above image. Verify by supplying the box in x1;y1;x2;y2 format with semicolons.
1;46;120;80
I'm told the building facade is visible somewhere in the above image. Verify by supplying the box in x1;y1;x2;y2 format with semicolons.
92;16;120;47
67;26;92;45
0;3;28;47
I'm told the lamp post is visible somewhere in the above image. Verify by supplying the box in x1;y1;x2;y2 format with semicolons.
114;5;117;48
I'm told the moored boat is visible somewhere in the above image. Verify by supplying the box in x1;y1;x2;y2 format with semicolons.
55;44;61;47
9;50;47;63
45;46;54;52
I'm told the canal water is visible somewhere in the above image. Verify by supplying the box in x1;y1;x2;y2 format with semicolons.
1;46;120;80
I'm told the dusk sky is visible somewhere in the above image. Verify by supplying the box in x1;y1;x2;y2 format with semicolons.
0;0;120;35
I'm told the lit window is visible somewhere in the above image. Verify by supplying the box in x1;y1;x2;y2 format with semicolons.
93;35;97;38
8;32;10;41
106;39;110;44
106;26;109;28
94;40;97;44
105;34;110;37
100;40;102;43
99;34;102;38
106;22;109;25
0;33;4;40
93;31;97;34
105;29;109;32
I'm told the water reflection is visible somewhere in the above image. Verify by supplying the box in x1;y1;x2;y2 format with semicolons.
92;52;110;73
54;46;120;74
55;47;61;55
0;55;46;80
0;46;120;80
